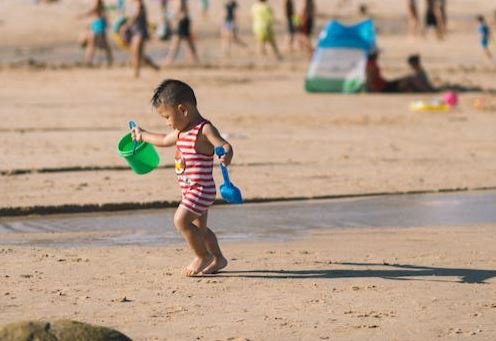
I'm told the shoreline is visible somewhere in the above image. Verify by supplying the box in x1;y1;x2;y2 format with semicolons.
2;186;496;218
2;189;496;250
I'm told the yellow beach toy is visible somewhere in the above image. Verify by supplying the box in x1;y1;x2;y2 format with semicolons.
112;32;129;49
409;99;450;112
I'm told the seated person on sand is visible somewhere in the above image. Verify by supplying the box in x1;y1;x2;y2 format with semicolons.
366;50;435;93
403;54;436;92
365;49;404;93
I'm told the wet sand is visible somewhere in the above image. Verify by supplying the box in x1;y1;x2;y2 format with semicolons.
2;190;496;247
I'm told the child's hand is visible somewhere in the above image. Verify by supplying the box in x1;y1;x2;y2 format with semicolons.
220;146;233;166
131;126;143;142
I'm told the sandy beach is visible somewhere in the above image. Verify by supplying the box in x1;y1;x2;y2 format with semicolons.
2;66;496;212
2;225;496;340
1;0;496;212
2;0;496;209
1;0;496;340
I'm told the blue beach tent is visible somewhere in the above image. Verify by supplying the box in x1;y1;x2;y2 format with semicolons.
305;19;376;93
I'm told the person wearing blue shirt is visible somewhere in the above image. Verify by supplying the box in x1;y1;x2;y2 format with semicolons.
477;15;494;61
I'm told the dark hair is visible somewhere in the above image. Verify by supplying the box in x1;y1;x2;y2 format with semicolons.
151;79;197;108
407;54;420;66
476;15;485;22
359;4;368;15
368;49;379;60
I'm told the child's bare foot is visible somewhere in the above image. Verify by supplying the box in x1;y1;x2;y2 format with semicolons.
200;256;228;275
184;255;212;277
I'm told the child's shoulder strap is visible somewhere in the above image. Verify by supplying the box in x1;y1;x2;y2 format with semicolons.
198;120;211;130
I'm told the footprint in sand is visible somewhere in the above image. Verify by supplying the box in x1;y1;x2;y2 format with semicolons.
354;324;379;329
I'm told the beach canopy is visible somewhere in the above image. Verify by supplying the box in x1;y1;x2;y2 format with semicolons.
305;19;376;93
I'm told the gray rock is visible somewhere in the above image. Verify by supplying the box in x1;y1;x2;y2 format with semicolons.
0;320;132;341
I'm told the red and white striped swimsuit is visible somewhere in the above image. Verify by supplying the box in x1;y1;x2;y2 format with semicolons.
175;120;216;216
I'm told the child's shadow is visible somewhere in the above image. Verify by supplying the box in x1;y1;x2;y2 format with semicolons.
216;262;496;284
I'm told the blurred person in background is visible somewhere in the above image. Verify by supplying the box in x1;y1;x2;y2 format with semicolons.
78;0;113;67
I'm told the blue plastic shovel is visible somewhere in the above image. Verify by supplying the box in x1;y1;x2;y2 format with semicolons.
128;120;138;155
214;146;243;204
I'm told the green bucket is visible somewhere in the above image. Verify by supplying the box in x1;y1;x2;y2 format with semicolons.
117;132;160;175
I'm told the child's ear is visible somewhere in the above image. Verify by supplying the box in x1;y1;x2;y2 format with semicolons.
177;104;188;116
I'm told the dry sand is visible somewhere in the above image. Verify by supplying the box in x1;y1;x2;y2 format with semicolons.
1;1;496;340
1;1;496;211
1;226;496;340
2;65;496;211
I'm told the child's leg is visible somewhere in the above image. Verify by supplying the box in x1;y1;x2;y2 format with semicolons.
186;36;199;63
226;31;234;54
102;35;113;67
193;212;228;275
285;31;294;52
257;40;266;56
433;16;444;40
296;34;308;57
174;206;213;276
79;31;89;48
193;213;223;258
221;28;231;56
233;29;247;48
84;33;96;65
130;35;144;77
409;15;419;38
269;37;283;60
143;54;160;70
302;35;314;58
484;47;493;59
165;35;180;64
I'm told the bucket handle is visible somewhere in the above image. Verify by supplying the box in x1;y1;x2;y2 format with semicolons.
128;120;138;155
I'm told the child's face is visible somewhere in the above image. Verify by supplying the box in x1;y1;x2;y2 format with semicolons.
156;103;187;130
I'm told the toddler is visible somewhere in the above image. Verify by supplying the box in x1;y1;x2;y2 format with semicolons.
131;79;232;276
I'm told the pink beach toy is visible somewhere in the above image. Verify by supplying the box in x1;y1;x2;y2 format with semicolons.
442;91;458;107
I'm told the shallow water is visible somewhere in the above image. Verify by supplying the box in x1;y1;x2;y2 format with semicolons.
0;190;495;247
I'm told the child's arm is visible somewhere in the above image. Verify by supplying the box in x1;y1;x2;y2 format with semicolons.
203;124;234;166
132;126;178;147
